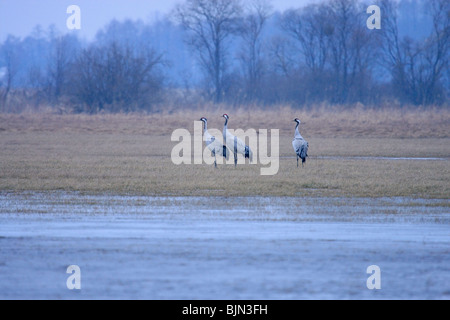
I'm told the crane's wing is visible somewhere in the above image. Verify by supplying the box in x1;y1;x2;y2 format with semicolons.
203;131;214;146
207;135;230;160
226;131;252;157
293;138;308;159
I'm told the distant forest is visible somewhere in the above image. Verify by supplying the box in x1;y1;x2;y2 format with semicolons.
0;0;448;113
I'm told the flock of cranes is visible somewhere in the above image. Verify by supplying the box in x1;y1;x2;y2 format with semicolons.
200;114;309;168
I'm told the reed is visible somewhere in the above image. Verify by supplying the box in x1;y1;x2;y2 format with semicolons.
0;104;449;138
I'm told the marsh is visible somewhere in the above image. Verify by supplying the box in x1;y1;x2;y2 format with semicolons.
0;193;448;300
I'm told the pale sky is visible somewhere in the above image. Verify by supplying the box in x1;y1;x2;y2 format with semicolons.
0;0;318;41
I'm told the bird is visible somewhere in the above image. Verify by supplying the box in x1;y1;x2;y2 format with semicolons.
222;114;253;166
200;117;229;168
292;118;309;167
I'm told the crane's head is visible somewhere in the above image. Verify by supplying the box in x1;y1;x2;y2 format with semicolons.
294;118;301;124
222;114;229;120
200;117;207;122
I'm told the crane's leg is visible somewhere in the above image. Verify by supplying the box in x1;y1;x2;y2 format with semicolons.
214;153;217;168
234;136;237;167
297;155;299;168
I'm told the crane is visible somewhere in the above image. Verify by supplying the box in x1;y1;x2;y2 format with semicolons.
222;114;253;166
292;118;309;167
200;117;228;168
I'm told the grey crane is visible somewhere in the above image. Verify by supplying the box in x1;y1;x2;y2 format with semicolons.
292;118;309;167
200;117;229;168
222;114;253;166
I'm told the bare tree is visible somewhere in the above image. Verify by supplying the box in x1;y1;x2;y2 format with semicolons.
378;0;449;105
266;34;294;78
45;34;79;103
174;0;242;103
238;0;272;102
70;42;164;113
280;4;334;103
281;4;331;73
325;0;362;103
421;0;449;104
280;0;376;104
0;36;21;111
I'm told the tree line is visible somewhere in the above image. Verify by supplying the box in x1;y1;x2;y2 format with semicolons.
0;0;448;113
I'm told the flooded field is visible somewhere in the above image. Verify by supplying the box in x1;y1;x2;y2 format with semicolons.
0;192;449;300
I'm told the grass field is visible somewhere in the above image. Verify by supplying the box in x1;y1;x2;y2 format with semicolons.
0;106;449;198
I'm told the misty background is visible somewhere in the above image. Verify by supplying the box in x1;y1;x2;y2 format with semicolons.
0;0;448;113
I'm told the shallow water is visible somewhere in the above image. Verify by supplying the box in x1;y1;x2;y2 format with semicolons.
315;156;449;161
282;156;449;161
0;192;448;300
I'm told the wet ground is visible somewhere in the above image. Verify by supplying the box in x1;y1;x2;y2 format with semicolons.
0;192;448;300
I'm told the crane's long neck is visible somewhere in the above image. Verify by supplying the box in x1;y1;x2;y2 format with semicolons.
203;120;207;132
223;118;228;141
295;122;302;139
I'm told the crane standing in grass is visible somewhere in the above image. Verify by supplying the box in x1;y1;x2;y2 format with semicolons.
200;117;229;168
222;114;253;166
292;118;309;167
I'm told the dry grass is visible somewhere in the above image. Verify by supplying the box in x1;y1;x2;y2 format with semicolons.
0;104;449;138
1;106;449;198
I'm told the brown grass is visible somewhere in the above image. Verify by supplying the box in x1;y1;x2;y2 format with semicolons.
0;104;449;138
0;106;449;198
